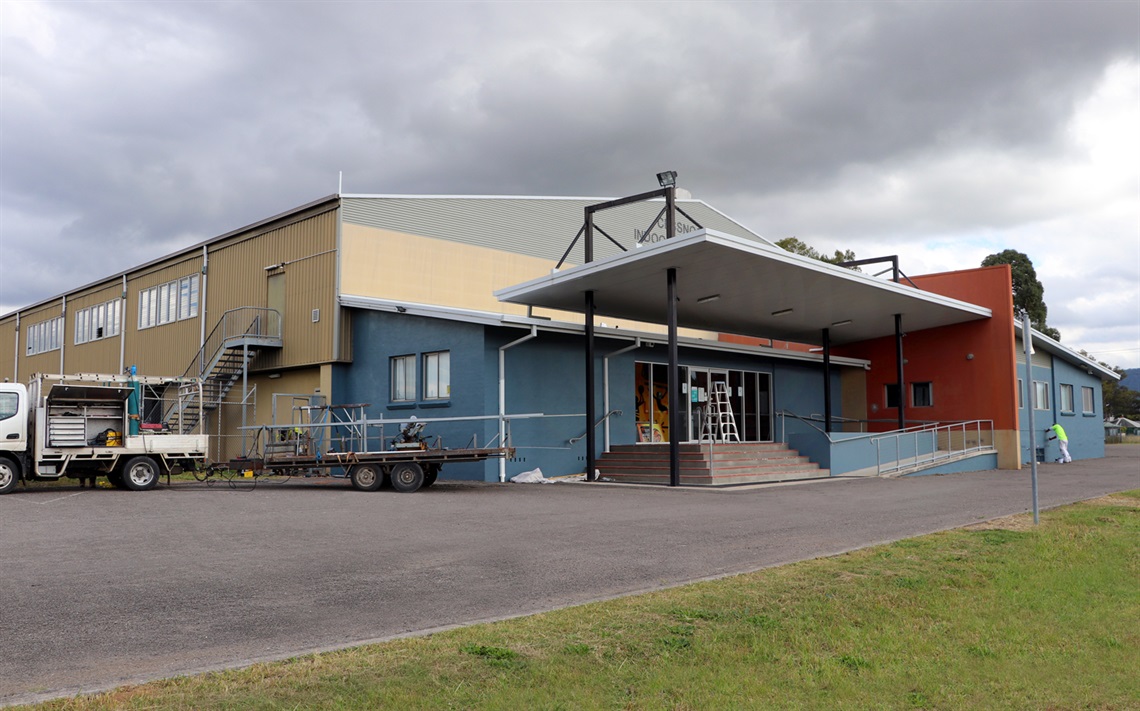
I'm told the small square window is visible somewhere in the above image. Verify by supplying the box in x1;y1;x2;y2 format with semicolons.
911;382;933;408
391;355;416;402
885;383;900;409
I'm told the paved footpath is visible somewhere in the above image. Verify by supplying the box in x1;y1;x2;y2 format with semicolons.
2;447;1137;705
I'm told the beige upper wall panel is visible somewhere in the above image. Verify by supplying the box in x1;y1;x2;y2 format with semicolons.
340;224;717;339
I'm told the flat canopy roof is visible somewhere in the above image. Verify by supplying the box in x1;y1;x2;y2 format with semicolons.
496;229;991;346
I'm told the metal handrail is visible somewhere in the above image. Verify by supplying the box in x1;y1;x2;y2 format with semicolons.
568;409;623;444
871;419;995;476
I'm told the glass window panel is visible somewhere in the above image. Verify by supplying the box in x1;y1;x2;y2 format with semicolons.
885;383;900;408
0;392;18;420
391;355;415;401
179;278;191;320
1082;387;1094;414
912;382;933;407
438;351;450;398
1033;381;1050;411
1060;384;1074;413
189;274;199;317
425;353;439;399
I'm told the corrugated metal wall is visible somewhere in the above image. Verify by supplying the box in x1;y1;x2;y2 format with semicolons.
340;196;773;266
2;301;65;380
206;207;340;369
124;253;205;376
61;281;125;374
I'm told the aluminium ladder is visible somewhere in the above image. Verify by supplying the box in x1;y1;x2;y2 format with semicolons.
701;381;741;443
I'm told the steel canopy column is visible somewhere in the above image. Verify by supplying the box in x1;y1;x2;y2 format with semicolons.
585;290;597;482
667;267;680;487
822;328;832;433
895;314;905;431
583;205;597;482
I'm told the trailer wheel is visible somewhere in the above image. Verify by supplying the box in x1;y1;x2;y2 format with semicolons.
0;457;20;495
350;463;384;492
422;465;439;488
121;457;160;491
389;462;424;493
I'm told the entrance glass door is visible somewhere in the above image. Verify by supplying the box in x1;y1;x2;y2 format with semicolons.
636;362;773;443
688;368;730;441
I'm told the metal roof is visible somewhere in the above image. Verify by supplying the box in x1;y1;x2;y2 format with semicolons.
496;229;992;347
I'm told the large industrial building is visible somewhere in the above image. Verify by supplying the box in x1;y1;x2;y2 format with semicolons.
0;189;1118;483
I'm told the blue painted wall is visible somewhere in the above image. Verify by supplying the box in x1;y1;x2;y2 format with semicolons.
337;310;846;481
334;310;496;481
1015;355;1105;463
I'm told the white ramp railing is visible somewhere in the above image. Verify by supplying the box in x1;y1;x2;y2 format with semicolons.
872;420;995;476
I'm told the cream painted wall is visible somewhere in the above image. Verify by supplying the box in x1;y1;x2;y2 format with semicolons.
340;223;717;340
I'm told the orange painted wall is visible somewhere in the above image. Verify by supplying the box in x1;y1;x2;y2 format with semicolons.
833;265;1019;432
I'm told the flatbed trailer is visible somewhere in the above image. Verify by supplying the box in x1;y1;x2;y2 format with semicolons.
212;405;515;492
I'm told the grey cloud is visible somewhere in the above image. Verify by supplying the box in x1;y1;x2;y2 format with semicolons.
1;0;1138;348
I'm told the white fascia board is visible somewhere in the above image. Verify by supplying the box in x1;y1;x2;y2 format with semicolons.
1014;321;1121;381
337;294;869;368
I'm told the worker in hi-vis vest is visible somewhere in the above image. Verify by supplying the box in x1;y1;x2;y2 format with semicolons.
1046;423;1071;463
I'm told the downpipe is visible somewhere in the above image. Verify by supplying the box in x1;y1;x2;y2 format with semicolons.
499;326;537;482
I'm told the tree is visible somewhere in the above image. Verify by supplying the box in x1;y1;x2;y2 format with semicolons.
1103;368;1140;419
776;237;857;266
981;249;1061;341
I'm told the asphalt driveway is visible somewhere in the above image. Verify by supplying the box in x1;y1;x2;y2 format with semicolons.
2;447;1137;705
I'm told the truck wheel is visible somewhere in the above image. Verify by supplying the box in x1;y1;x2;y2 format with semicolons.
422;465;439;488
107;471;126;489
121;457;160;491
0;458;19;494
390;462;424;493
350;464;384;492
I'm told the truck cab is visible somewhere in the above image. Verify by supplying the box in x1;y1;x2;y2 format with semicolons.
0;382;29;493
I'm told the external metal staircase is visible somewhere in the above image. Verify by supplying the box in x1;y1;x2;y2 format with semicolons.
164;307;282;432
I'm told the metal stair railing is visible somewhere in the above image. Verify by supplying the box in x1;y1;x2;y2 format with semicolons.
165;307;281;431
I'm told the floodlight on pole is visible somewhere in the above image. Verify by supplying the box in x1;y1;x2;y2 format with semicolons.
656;170;677;188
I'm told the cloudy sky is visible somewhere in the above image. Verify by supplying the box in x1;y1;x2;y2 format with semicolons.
2;0;1138;368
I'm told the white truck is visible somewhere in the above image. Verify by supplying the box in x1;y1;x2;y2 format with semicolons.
0;372;208;494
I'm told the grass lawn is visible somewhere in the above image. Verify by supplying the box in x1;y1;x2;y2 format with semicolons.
22;492;1139;710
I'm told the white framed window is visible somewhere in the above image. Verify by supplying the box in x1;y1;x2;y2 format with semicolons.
1059;384;1074;413
391;355;416;402
75;298;122;344
1033;380;1050;411
423;351;450;400
911;382;933;408
26;316;64;356
138;274;199;330
1081;386;1094;414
